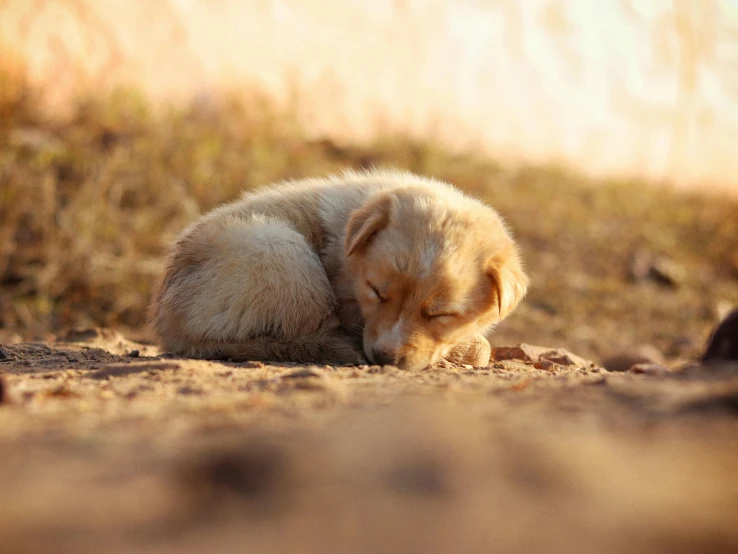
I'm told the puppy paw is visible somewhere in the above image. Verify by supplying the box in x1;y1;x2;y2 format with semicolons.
322;334;366;366
445;334;491;367
333;349;367;366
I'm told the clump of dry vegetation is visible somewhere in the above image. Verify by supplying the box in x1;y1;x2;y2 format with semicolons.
1;64;737;361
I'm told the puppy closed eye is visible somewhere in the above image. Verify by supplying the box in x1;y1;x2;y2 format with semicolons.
367;282;388;303
422;311;459;323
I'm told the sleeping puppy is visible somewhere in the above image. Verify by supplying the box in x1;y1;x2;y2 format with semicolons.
149;169;528;370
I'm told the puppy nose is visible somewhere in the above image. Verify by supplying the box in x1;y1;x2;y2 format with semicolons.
373;348;396;366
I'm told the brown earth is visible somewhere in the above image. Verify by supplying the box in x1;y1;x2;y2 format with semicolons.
1;330;737;554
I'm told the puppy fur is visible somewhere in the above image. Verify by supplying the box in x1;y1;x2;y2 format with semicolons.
149;169;528;370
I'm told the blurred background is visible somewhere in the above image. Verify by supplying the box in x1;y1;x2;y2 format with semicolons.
1;0;737;363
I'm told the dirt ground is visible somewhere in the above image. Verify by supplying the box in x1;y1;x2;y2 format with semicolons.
1;330;737;554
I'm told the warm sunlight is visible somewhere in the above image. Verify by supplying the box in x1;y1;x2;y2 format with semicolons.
2;0;736;190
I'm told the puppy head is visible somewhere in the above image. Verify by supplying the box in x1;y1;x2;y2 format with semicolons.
345;187;528;370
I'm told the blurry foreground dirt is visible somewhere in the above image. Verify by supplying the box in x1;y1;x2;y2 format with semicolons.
1;329;737;554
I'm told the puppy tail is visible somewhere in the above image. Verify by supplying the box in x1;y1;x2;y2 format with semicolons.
168;334;365;366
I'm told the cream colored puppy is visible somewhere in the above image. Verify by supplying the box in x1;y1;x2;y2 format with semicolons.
149;169;528;370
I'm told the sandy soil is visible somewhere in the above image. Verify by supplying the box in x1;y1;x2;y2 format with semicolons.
1;330;737;554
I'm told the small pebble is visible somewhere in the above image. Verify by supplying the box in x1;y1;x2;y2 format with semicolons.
629;363;671;375
533;360;555;371
628;249;685;287
127;350;140;358
602;345;663;372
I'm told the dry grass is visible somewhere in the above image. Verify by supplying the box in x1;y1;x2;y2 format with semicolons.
1;65;737;362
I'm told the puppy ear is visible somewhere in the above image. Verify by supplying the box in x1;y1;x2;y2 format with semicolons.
345;194;393;257
487;249;529;320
